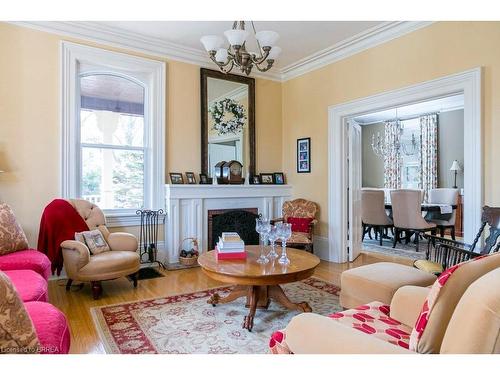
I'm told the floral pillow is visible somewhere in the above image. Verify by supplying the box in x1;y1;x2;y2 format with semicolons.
0;271;40;353
76;229;110;255
0;203;29;256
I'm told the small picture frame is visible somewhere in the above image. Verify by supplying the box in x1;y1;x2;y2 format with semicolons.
199;173;209;184
251;175;260;184
273;172;285;185
297;137;311;173
260;173;274;184
169;173;184;184
185;172;196;184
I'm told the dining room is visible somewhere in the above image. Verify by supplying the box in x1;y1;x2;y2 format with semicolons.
355;94;465;260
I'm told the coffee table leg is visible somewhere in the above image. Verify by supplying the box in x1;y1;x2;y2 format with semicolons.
243;285;259;332
208;285;248;306
268;285;312;313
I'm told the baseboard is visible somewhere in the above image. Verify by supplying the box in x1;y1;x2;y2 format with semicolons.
313;235;330;261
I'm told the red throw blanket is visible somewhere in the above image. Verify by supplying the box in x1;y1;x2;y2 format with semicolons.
37;199;89;275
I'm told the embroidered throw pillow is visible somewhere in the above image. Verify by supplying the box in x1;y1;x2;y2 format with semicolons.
286;217;313;233
80;229;110;255
0;271;40;354
409;254;487;352
0;203;29;256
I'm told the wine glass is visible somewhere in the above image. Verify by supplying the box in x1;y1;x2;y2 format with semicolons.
277;223;292;265
267;225;279;259
255;217;270;264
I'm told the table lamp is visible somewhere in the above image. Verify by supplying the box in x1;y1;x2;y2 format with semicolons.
450;160;461;188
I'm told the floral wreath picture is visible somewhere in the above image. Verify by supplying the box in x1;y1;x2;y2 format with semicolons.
209;98;246;135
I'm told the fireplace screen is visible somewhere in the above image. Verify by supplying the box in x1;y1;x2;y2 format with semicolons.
209;209;260;250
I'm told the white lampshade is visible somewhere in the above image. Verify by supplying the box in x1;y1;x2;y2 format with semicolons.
200;35;223;51
267;46;282;60
224;29;249;46
215;48;228;63
450;160;461;171
255;30;279;48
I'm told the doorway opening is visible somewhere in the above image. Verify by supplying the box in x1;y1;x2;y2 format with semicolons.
351;95;465;260
327;68;482;263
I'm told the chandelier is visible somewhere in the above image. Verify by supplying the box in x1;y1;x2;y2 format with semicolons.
200;21;281;75
371;121;420;158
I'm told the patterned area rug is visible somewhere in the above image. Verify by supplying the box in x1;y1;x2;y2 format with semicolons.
362;238;427;261
91;277;341;354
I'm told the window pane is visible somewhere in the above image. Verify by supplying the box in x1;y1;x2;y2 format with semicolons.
80;74;144;147
81;147;144;209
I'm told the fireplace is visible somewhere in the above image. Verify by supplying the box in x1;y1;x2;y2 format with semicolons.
208;208;259;250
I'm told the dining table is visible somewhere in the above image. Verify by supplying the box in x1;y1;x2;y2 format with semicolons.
384;203;457;212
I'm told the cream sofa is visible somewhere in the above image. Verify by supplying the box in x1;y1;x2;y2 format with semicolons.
61;199;140;299
271;253;500;354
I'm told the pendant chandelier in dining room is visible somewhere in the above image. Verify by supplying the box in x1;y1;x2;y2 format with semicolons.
200;21;281;75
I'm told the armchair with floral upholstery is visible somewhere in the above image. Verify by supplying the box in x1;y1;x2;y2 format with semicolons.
271;199;319;253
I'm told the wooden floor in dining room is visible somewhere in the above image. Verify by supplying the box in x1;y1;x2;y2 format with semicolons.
48;251;413;354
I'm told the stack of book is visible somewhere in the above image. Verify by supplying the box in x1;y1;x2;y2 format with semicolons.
216;232;246;260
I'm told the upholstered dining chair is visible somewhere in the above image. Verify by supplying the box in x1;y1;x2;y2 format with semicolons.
271;199;319;253
361;189;393;246
61;199;141;299
424;188;459;240
391;189;437;251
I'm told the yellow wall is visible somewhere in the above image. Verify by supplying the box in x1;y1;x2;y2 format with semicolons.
2;21;499;244
0;23;282;244
282;21;500;236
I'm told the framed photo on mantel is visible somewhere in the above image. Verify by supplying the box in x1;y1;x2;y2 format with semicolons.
297;137;311;173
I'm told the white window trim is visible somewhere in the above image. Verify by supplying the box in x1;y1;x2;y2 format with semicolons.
61;41;166;227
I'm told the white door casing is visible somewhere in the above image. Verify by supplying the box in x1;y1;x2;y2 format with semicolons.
348;120;363;261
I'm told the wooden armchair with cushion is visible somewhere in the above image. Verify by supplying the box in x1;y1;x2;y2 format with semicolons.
61;199;141;299
418;205;500;274
271;199;318;253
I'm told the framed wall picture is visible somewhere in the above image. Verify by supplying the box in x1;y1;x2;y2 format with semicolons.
185;172;196;184
260;173;274;184
169;173;184;184
273;172;285;185
297;137;311;173
251;175;260;184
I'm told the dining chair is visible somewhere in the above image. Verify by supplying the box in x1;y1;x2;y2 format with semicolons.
361;189;393;246
424;188;459;240
391;189;437;251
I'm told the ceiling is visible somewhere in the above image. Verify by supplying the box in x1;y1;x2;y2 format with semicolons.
14;21;432;81
96;21;383;70
353;94;465;124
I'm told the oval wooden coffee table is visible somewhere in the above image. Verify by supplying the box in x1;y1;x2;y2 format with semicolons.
198;245;320;331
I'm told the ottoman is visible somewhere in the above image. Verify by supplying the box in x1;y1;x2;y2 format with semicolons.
340;262;437;309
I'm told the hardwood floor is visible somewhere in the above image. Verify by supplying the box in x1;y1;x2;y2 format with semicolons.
48;251;413;354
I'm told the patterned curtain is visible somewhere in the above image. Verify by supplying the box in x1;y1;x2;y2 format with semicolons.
420;114;438;201
383;120;403;189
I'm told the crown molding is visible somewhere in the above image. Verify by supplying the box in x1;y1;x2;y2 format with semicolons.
280;21;434;81
11;21;432;82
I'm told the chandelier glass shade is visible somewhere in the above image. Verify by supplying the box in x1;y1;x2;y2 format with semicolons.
371;122;420;158
200;21;281;75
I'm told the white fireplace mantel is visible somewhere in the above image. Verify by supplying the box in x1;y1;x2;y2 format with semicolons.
163;184;292;264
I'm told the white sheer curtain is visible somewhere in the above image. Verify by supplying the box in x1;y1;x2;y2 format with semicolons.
384;120;403;189
420;113;438;201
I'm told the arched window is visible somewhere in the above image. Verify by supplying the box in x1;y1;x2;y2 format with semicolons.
61;42;165;226
79;73;146;209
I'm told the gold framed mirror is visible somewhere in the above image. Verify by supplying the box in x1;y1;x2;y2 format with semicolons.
200;68;255;178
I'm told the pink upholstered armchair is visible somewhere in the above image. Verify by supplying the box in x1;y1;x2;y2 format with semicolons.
271;199;319;253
